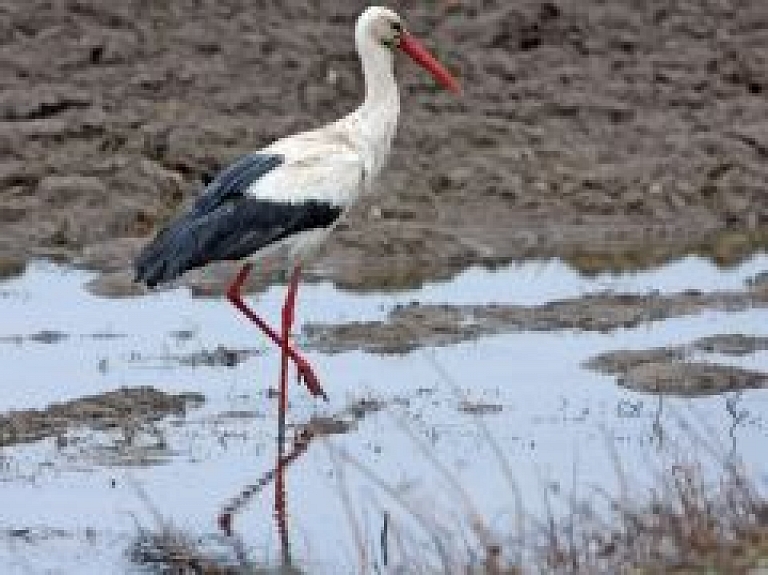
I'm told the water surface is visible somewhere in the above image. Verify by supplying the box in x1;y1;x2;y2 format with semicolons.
0;255;766;573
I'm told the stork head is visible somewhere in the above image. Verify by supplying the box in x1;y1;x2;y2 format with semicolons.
356;6;461;94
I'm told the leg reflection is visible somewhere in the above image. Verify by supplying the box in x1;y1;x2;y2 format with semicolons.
218;429;313;539
275;446;291;566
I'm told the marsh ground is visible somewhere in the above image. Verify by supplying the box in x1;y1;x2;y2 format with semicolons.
2;0;768;573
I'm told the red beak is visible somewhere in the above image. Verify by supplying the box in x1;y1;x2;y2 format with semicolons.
398;31;461;94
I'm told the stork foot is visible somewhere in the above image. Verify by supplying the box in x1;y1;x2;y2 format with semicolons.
295;358;328;401
282;265;328;401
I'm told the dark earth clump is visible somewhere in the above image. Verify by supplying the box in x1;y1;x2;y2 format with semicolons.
0;386;204;447
1;0;767;295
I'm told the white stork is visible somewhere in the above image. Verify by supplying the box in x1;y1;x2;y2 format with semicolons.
135;6;460;402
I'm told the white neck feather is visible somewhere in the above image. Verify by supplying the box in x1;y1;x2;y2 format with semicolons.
352;34;400;179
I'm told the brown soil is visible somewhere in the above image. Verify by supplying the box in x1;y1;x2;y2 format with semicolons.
584;335;768;395
302;282;768;354
1;0;767;295
0;386;204;447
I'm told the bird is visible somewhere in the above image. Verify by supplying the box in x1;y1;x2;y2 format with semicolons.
134;6;460;404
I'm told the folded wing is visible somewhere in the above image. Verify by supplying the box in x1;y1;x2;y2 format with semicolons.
134;147;363;288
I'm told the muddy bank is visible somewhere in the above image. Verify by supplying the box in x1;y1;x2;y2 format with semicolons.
0;386;204;448
302;282;768;354
584;335;768;395
1;0;768;294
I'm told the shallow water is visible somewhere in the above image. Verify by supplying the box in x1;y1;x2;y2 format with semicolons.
0;255;767;573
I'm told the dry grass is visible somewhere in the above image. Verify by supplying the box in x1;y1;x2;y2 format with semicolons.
127;452;768;575
131;528;239;575
531;461;768;574
126;390;768;575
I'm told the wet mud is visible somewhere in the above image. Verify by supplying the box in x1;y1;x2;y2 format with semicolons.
693;333;768;356
302;281;768;354
585;334;768;395
0;386;204;448
1;0;767;295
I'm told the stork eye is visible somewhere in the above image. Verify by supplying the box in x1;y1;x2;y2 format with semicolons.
391;21;402;32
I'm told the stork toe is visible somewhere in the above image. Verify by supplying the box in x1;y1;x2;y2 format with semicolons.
296;359;328;401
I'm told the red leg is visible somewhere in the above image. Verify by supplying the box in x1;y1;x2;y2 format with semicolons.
283;267;305;389
226;263;327;401
276;311;290;561
277;272;291;450
280;265;301;422
281;266;302;348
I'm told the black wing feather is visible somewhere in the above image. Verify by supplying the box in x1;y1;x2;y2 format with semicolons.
134;152;343;287
191;153;283;215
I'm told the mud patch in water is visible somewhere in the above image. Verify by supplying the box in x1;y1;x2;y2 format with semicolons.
0;386;204;448
0;329;68;345
0;329;126;345
127;345;263;369
303;282;768;354
458;400;504;415
693;334;768;357
585;336;768;395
